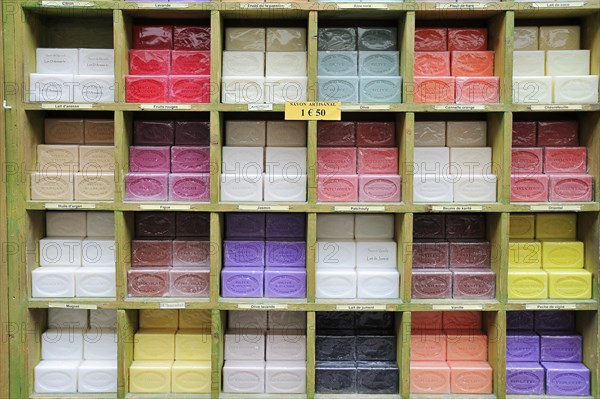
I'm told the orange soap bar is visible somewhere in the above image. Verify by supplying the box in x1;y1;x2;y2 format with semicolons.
446;331;488;361
415;28;447;52
449;361;493;394
451;51;494;77
443;311;482;331
410;361;451;394
411;330;447;361
448;28;488;51
415;52;451;76
411;312;443;331
414;77;455;103
455;77;499;104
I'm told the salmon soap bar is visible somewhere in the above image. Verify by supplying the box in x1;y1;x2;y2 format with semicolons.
548;269;592;299
509;215;536;239
446;332;488;361
358;175;401;202
317;175;358;202
451;51;494;77
506;362;545;395
543;362;590;396
508;269;548;299
415;28;447;52
410;361;450;394
414;77;456;103
412;269;452;299
414;52;450;76
126;75;168;103
357;148;398;174
512;148;543;174
448;28;488;51
456;76;499;104
544;147;586;174
448;361;493;394
513;51;545;77
129;146;170;172
549;174;593;202
514;27;539;51
318;51;358;76
125;173;168;201
171;51;210;75
129;50;171;75
511;174;549;202
443;311;482;331
410;331;447;361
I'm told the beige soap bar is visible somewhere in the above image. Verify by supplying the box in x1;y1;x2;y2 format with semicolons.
266;28;307;52
79;146;115;172
140;309;179;329
414;121;446;147
31;172;74;200
226;121;266;147
45;118;84;144
84;119;114;144
266;121;307;147
446;121;487;147
514;27;539;51
225;28;266;51
74;172;114;200
37;145;80;172
539;26;580;50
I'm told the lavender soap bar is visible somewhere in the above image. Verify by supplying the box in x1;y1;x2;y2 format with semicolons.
226;213;266;239
506;362;545;395
540;332;582;362
266;241;306;267
507;311;534;330
223;241;265;267
506;331;540;362
543;362;590;396
221;267;263;298
265;267;306;298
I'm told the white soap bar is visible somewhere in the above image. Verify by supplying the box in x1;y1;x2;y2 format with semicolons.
316;240;356;269
225;28;266;51
46;211;86;237
268;312;306;331
450;147;492;174
78;360;117;393
42;328;84;359
226;120;266;147
414;121;446;147
513;76;553;104
89;309;117;328
35;360;80;393
223;360;265;394
356;241;397;269
82;238;115;267
316;268;357;299
266;331;306;361
49;308;88;329
29;73;74;102
73;75;115;103
222;146;264;175
265;147;307;175
357;269;400;299
266;121;307;147
266;52;307;77
514;27;539;51
266;361;306;394
222;77;265;104
454;174;497;202
317;214;355;240
554;75;599;104
36;48;78;74
266;27;307;52
221;173;263;202
32;267;76;297
84;328;117;359
222;52;265;77
446;121;487;147
225;330;265;361
37;144;79;173
414;147;450;175
354;215;394;240
75;267;116;297
264;77;308;103
546;50;590;76
229;310;267;330
513;51;545;76
40;237;83;266
87;212;114;237
413;174;454;203
264;174;307;202
78;49;114;75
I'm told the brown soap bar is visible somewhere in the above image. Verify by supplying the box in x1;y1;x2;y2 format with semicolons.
412;241;449;269
128;267;170;297
134;120;175;145
135;212;176;238
131;239;173;266
413;214;445;239
45;118;84;144
445;214;486;239
318;122;356;147
412;269;452;299
452;268;496;299
84;119;114;144
449;241;490;268
175;120;210;146
176;212;211;238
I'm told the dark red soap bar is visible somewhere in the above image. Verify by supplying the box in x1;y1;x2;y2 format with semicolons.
449;241;490;268
356;122;395;147
414;28;447;52
134;120;174;146
537;121;578;147
125;75;168;103
171;51;210;75
135;212;176;238
445;214;486;239
175;120;211;146
317;122;356;147
129;50;171;75
131;239;173;266
176;212;211;238
133;25;173;50
512;121;537;147
173;25;211;51
168;75;210;103
413;214;446;239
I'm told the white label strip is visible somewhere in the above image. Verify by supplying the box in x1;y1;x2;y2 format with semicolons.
45;203;97;210
432;304;484;310
338;3;388;9
436;3;488;9
240;3;292;9
248;103;274;111
160;302;186;309
41;1;95;7
140;104;191;110
431;206;483;211
341;104;390;111
434;105;486;111
336;305;387;311
525;303;577;310
238;304;289;310
530;205;582;211
140;204;191;211
41;103;93;109
531;2;585;8
136;2;189;8
238;205;290;211
334;206;385;212
49;303;98;310
530;104;583;110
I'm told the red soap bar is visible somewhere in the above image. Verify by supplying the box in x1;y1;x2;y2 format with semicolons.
317;121;356;147
133;25;173;50
511;174;549;202
414;52;450;77
449;241;490;268
413;77;455;103
549;174;593;202
131;239;173;267
173;25;211;51
317;148;357;174
128;267;170;297
537;121;578;147
451;51;494;76
168;75;210;103
448;28;488;51
544;147;587;174
512;148;543;174
317;174;359;202
415;28;448;51
357;147;399;174
356;122;395;147
129;50;171;75
171;51;210;75
126;75;168;103
512;121;537;147
455;76;499;104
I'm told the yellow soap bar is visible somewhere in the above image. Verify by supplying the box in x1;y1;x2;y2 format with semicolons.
542;240;584;269
508;269;548;299
179;310;212;330
548;269;592;299
509;240;542;269
134;329;176;360
510;214;535;239
536;213;577;239
129;360;173;393
172;360;211;393
139;309;179;329
175;329;211;361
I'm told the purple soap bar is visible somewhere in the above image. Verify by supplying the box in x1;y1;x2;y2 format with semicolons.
506;331;540;362
506;362;545;395
412;269;452;299
413;214;445;239
128;267;170;297
173;240;210;267
176;212;210;238
225;213;266;239
266;241;306;267
543;362;590;396
135;212;175;238
224;240;265;267
507;311;534;331
412;241;449;268
266;213;306;239
535;311;575;332
129;146;171;172
171;146;210;172
264;267;306;298
452;268;496;299
445;214;486;239
175;120;210;145
449;241;490;268
132;240;173;266
169;268;209;297
169;173;210;201
221;267;263;297
125;173;169;201
134;120;174;145
540;332;582;362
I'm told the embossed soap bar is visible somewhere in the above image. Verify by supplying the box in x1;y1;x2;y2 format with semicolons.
506;362;544;395
83;119;113;145
266;28;306;52
318;77;359;103
414;28;447;52
539;26;580;50
358;175;401;202
125;173;168;201
448;361;493;394
413;77;455;103
446;121;487;147
317;175;359;202
221;267;264;298
316;334;356;361
412;241;449;269
512;148;543;174
173;240;210;267
451;51;494;77
225;28;265;51
356;122;395;147
315;361;357;394
514;76;556;104
172;51;210;75
410;361;450;394
540;331;582;362
174;25;210;51
443;311;481;331
357;148;398;174
129;146;170;172
446;214;486;239
506;331;540;362
455;76;499;104
414;52;450;76
128;267;170;297
543;362;590;396
448;28;488;51
359;51;399;76
412;269;452;299
132;240;172;266
449;241;490;268
414;121;446;147
125;75;168;103
170;268;210;297
452;269;496;299
129;50;171;75
226;213;265;239
544;147;586;174
549;174;593;202
356;361;398;394
538;120;578;147
410;331;447;361
357;27;397;51
509;240;542;268
511;174;549;202
266;241;306;267
506;310;534;330
548;269;592;299
45;118;84;144
508;269;548;299
514;27;539;51
413;214;445;239
318;28;357;51
266;213;305;239
224;240;265;267
135;212;175;238
265;268;306;298
359;77;402;103
446;331;488;361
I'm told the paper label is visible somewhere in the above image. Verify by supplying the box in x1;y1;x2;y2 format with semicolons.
240;3;292;9
285;101;341;121
159;302;186;309
41;103;93;109
238;304;289;310
248;103;273;111
432;304;484;310
336;305;387;311
530;104;583;110
48;303;98;310
338;3;388;9
139;204;192;211
431;206;483;211
531;2;585;8
45;203;97;209
525;303;577;310
140;104;191;110
334;206;386;212
341;104;391;111
530;205;582;211
434;105;486;111
136;2;189;8
41;1;95;7
436;3;488;9
238;205;290;211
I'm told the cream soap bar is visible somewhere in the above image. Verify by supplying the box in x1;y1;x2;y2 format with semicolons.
513;76;553;104
316;241;356;269
356;241;397;269
226;120;266;147
87;212;114;237
222;147;264;175
357;268;399;299
176;330;211;361
47;211;86;237
134;329;176;360
222;52;265;77
266;147;307;175
129;361;172;393
355;214;394;239
266;121;307;147
546;50;590;76
221;173;263;202
40;237;82;266
79;146;114;172
78;360;117;393
454;174;497;202
414;147;449;174
316;268;357;298
413;174;454;203
226;28;266;51
513;51;545;76
266;52;307;77
172;361;211;394
265;77;308;103
31;171;74;200
37;145;79;173
554;76;599;104
36;48;78;74
450;147;492;173
317;214;355;240
539;26;580;50
446;121;487;147
74;172;114;201
140;309;179;329
222;77;265;104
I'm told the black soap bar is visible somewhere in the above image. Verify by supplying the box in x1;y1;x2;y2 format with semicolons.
135;212;175;238
355;312;395;332
356;361;399;394
317;312;355;330
316;361;357;394
507;311;534;330
133;120;174;145
356;335;396;361
445;214;486;239
175;120;210;146
413;214;446;239
176;212;211;238
316;335;356;361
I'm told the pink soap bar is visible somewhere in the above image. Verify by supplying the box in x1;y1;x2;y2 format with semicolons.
125;75;168;103
512;148;543;174
446;331;488;361
173;240;211;267
411;331;447;361
455;77;499;104
544;147;587;174
411;361;451;394
173;25;210;51
133;25;173;50
317;174;359;202
511;174;549;202
414;77;455;103
171;146;210;173
443;311;482;331
357;148;398;174
317;148;357;174
132;239;173;267
449;241;490;268
537;121;578;147
411;312;443;331
512;121;537;147
414;52;450;76
448;28;488;51
128;267;170;297
168;75;210;103
171;51;210;75
448;361;493;394
129;146;171;172
317;122;356;147
412;242;449;269
451;51;494;77
125;173;169;201
415;28;447;51
359;174;401;202
169;268;210;297
169;173;210;202
129;50;171;75
356;122;395;147
549;174;593;202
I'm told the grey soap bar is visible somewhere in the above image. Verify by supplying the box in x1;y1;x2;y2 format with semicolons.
356;361;399;394
318;28;357;51
356;335;396;361
316;335;356;361
357;27;397;51
355;312;395;331
317;312;355;330
316;361;357;394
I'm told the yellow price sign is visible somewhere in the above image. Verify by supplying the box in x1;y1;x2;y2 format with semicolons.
285;101;341;120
